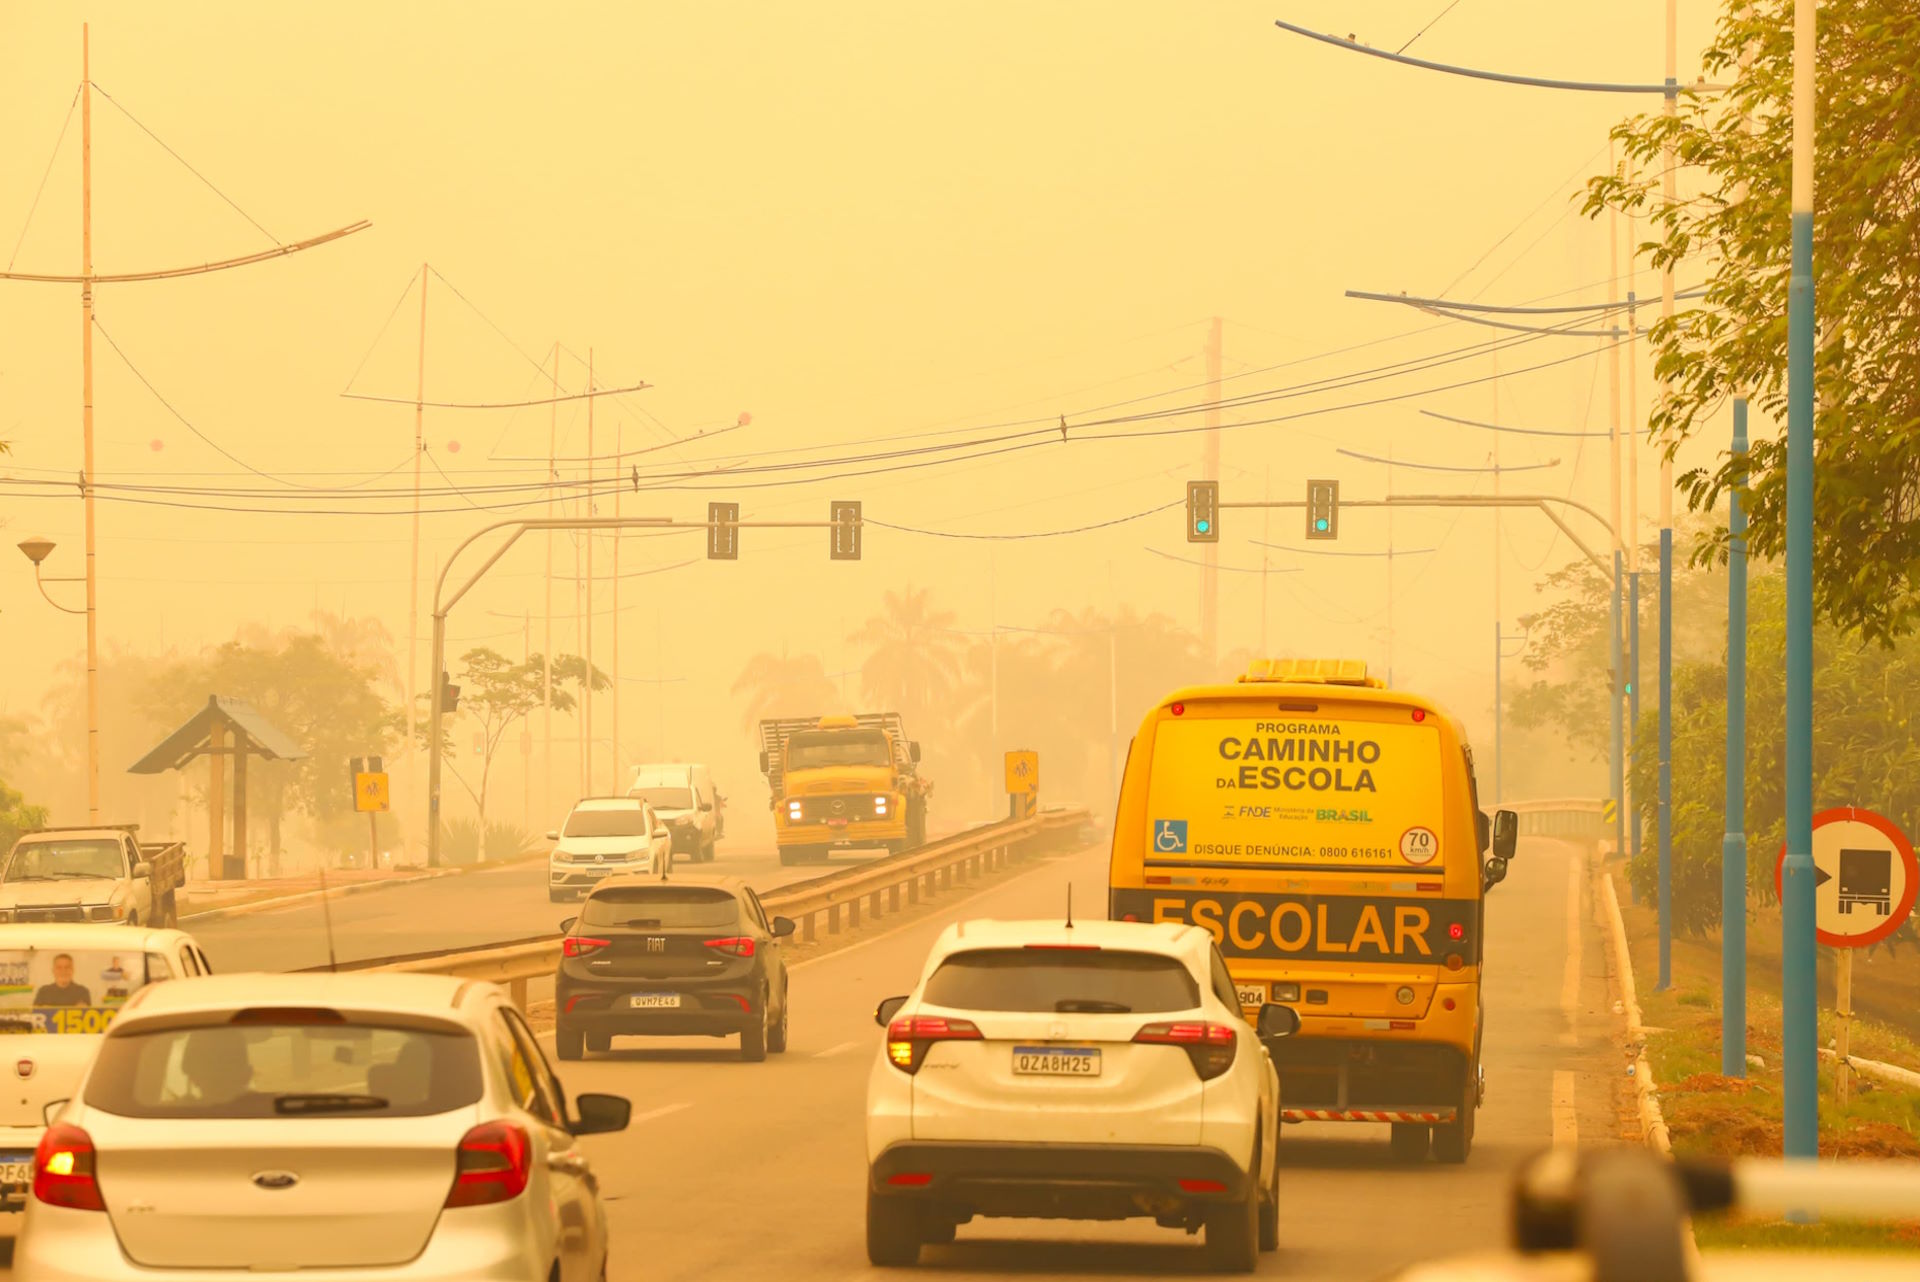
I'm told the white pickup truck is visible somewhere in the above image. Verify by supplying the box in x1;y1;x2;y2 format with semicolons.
0;826;185;929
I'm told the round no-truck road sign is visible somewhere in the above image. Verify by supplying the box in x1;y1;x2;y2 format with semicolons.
1774;807;1918;949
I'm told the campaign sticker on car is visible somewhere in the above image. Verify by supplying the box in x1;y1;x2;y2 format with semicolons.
0;1151;31;1188
628;993;681;1009
1235;982;1269;1008
1012;1046;1101;1077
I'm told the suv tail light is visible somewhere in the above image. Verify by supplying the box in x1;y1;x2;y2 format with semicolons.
562;936;610;959
33;1123;105;1211
703;936;755;958
445;1121;531;1207
886;1015;982;1074
1134;1021;1238;1080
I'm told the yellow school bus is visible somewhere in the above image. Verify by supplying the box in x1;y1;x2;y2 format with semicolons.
1107;658;1517;1164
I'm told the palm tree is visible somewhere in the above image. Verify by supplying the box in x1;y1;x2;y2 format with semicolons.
731;650;841;732
848;587;963;727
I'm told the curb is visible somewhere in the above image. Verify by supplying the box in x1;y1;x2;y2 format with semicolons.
1599;870;1671;1156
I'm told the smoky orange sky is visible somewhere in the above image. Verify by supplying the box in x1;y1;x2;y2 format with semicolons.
1;2;1748;833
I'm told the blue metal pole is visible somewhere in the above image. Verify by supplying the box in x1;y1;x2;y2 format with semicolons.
1611;551;1625;863
1781;0;1819;1161
1658;526;1673;990
1723;399;1749;1078
1629;570;1642;899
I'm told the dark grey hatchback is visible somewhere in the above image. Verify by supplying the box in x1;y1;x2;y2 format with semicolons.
554;873;795;1063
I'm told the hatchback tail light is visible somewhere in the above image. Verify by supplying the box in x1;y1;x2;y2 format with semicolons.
1134;1020;1238;1080
886;1015;982;1074
33;1122;105;1211
703;936;755;958
562;936;610;959
445;1121;531;1207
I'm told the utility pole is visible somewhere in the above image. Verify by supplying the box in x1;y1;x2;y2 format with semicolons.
1201;317;1222;663
522;608;532;829
1608;140;1629;869
1656;0;1680;994
407;264;427;782
543;343;557;829
78;27;99;821
611;417;622;793
583;348;595;794
1385;448;1395;685
1259;466;1271;655
1781;0;1819;1161
1723;398;1749;1077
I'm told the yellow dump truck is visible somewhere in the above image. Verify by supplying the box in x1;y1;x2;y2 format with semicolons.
758;713;930;865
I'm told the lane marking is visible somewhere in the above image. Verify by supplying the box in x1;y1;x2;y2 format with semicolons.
813;1039;860;1059
630;1103;691;1125
1551;1070;1576;1148
1560;848;1582;1047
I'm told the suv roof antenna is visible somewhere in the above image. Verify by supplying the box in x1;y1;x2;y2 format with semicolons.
315;863;340;973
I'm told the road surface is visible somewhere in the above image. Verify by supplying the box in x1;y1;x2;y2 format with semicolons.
545;833;1621;1282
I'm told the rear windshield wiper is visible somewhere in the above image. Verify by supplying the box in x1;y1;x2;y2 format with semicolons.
272;1093;390;1115
1054;998;1132;1013
616;919;664;928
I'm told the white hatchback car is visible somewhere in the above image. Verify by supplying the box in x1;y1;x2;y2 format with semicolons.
0;924;212;1235
14;971;630;1281
865;918;1294;1270
548;795;672;902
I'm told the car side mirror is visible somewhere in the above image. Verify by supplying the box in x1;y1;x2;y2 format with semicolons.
560;917;577;933
759;750;770;774
1256;1003;1300;1041
546;830;560;842
875;995;908;1027
771;916;797;938
701;801;713;812
909;741;922;763
42;1098;69;1127
1491;809;1519;862
1475;810;1491;854
132;862;151;879
570;1092;631;1136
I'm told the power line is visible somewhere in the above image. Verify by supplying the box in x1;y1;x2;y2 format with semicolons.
1397;0;1466;55
90;83;278;244
6;85;79;273
1336;447;1559;473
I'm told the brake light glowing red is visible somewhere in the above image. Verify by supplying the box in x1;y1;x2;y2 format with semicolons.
33;1123;104;1212
1170;702;1185;716
1134;1021;1238;1080
887;1172;933;1187
562;936;611;958
703;936;756;958
1178;1178;1227;1194
445;1121;531;1208
886;1015;983;1074
1411;709;1426;722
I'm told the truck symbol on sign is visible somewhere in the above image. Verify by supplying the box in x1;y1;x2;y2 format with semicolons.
1838;848;1894;916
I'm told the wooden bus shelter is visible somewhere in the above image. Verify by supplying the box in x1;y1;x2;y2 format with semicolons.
130;695;305;881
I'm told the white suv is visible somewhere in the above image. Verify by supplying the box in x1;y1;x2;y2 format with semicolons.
547;796;672;902
864;918;1293;1270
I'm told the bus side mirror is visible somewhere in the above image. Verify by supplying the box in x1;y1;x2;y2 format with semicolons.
1483;857;1510;893
759;751;770;774
1492;809;1519;861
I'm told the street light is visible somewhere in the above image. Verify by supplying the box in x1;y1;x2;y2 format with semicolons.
18;537;87;616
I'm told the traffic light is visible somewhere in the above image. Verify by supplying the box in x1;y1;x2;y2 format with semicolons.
708;501;740;560
1306;479;1339;540
439;671;461;715
1186;480;1219;543
830;500;863;560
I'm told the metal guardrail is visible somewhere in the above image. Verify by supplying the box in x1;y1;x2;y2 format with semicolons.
354;806;1096;1007
1505;797;1609;843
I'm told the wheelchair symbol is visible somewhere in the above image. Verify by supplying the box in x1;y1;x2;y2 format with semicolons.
1153;820;1188;854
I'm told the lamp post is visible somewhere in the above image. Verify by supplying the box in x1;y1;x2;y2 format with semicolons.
17;539;95;799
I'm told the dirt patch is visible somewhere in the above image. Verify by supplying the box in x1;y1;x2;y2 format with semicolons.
1666;1072;1751;1094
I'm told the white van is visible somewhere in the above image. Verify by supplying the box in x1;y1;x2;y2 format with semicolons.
628;763;719;863
0;923;211;1232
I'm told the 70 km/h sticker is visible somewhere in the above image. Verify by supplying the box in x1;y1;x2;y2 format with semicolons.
1399;826;1439;865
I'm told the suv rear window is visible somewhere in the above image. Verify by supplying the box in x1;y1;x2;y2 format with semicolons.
921;948;1200;1014
581;886;739;929
84;1022;482;1119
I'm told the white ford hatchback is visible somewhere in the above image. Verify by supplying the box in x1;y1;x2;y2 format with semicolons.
15;971;630;1282
864;918;1295;1271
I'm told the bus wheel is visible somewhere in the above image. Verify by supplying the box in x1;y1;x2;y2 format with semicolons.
1389;1123;1430;1163
1432;1086;1476;1164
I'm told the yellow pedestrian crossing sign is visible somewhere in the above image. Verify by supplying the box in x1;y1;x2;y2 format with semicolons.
354;771;390;814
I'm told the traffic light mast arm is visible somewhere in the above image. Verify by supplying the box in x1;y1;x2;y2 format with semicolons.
1212;493;1613;575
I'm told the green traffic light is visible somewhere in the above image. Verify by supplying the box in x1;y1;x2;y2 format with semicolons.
1315;518;1329;531
1196;519;1211;534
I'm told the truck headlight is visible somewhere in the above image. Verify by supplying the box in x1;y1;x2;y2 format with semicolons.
873;795;889;816
787;800;803;821
88;905;120;921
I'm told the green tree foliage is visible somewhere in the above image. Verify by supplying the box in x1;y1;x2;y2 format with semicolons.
0;776;48;853
1627;573;1920;935
143;628;396;867
849;586;964;732
729;650;843;732
1585;0;1920;642
419;648;601;832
